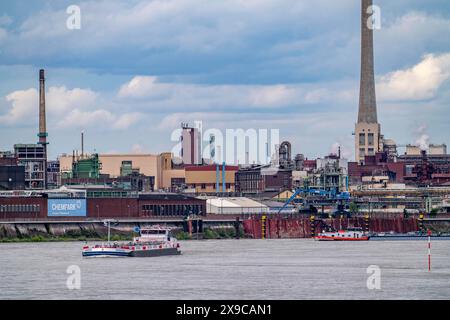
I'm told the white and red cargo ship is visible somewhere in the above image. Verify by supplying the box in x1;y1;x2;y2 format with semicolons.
82;226;181;257
314;227;370;241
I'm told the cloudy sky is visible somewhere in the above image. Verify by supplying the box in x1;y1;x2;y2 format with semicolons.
0;0;449;160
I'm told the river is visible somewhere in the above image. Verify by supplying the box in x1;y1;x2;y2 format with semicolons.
1;239;449;299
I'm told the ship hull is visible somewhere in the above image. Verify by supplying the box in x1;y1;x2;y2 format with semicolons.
82;247;181;257
82;249;132;257
314;236;370;241
130;247;181;257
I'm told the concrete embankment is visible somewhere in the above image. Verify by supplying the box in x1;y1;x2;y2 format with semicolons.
1;216;450;241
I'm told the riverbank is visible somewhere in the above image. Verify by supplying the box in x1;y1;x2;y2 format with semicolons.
0;222;244;242
1;216;449;242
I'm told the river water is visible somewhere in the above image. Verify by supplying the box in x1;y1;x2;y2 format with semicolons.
1;239;449;300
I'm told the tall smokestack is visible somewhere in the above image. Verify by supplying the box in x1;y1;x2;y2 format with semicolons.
358;0;377;124
38;69;48;189
38;69;48;145
354;0;381;163
81;130;84;159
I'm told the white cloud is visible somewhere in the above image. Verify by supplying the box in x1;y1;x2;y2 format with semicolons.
248;85;296;107
118;75;352;112
47;86;98;114
56;109;142;130
0;86;98;124
377;53;450;101
112;113;143;130
118;76;169;99
0;88;38;124
57;109;115;129
0;85;140;130
377;12;450;71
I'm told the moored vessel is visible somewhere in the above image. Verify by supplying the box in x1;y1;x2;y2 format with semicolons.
82;224;181;257
314;227;370;241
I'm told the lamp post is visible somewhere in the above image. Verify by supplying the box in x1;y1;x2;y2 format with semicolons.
96;204;99;220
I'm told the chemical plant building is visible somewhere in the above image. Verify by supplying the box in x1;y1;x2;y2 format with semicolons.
0;188;206;220
348;0;450;189
0;152;25;191
14;144;47;189
58;152;185;191
2;0;450;224
184;164;238;194
348;144;450;187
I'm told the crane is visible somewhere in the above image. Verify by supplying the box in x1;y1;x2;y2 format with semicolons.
277;188;351;215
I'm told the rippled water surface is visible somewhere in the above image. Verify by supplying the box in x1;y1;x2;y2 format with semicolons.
1;239;449;299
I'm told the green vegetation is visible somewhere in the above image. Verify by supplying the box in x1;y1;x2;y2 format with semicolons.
349;202;359;215
203;228;219;239
429;208;440;217
202;227;244;239
0;225;249;243
174;231;192;240
0;232;132;243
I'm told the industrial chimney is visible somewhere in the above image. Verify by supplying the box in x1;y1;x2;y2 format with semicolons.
38;69;48;146
38;69;48;189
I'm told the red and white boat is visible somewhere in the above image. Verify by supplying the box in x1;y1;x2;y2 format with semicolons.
314;227;370;241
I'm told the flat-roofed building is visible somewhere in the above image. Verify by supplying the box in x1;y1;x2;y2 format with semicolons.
206;197;268;214
429;144;447;155
185;164;238;193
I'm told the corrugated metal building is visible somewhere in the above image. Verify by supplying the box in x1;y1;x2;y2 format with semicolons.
206;197;268;214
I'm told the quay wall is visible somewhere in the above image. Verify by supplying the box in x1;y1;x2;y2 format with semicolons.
1;217;449;240
242;217;421;239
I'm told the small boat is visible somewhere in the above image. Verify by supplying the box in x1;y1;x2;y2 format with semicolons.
314;227;370;241
82;225;181;257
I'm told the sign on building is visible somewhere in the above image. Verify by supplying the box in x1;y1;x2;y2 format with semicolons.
48;199;87;217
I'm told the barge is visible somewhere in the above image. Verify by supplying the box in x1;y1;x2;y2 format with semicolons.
82;225;181;257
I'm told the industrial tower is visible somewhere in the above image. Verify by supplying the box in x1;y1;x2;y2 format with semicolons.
355;0;382;163
38;69;48;189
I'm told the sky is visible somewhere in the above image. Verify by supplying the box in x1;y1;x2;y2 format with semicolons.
0;0;450;161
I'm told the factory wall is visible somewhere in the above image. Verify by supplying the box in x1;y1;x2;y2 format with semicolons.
0;195;206;220
0;197;47;219
242;217;419;238
185;165;238;193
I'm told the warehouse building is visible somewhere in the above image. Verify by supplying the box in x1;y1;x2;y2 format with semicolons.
0;187;206;220
205;197;268;215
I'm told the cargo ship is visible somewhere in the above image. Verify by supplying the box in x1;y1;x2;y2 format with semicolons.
82;226;181;257
314;227;370;241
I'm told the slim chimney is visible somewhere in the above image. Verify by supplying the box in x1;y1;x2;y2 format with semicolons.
38;69;48;145
81;130;84;159
38;69;48;189
354;0;381;163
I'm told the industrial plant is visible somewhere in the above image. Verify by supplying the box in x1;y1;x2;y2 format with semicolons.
1;0;449;240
